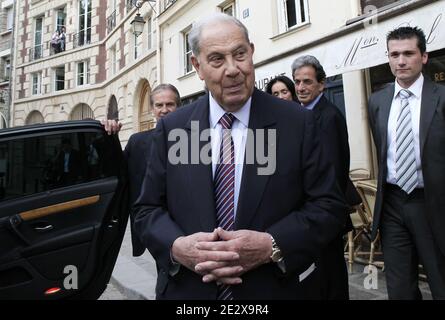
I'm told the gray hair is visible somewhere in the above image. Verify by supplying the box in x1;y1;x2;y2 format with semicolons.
291;55;326;83
188;13;250;57
150;83;181;107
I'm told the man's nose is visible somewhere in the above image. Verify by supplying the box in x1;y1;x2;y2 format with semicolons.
225;57;240;77
397;55;407;65
161;105;168;113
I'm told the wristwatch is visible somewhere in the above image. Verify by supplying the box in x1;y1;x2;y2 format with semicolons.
270;235;283;263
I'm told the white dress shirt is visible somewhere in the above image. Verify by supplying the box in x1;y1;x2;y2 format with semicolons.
386;74;424;187
209;94;251;218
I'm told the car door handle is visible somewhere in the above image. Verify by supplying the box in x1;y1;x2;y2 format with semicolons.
3;195;101;246
34;224;54;232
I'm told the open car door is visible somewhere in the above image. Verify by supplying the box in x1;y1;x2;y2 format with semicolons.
0;120;129;299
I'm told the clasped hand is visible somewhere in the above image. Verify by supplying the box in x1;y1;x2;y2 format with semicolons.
171;228;272;285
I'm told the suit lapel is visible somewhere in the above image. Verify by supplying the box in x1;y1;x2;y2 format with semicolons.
235;89;277;229
143;131;152;159
378;84;395;163
419;79;438;158
185;94;217;232
312;95;326;126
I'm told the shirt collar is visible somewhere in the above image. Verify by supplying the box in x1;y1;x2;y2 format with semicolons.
209;93;251;128
301;93;323;110
394;73;424;99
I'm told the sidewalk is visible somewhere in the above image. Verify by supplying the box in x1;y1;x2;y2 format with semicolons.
110;226;433;300
110;224;157;300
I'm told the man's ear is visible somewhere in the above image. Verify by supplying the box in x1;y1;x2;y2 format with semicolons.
319;79;326;92
250;42;255;55
422;52;429;65
191;55;203;80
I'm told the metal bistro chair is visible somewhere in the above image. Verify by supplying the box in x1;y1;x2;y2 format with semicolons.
349;168;371;182
353;180;383;268
345;169;371;271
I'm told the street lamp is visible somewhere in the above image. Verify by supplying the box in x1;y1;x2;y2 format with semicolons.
131;13;146;37
130;0;156;37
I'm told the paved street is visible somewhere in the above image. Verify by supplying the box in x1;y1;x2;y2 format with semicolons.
102;225;432;300
99;282;129;300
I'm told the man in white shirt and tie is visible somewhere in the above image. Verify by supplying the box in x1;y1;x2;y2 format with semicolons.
368;26;445;300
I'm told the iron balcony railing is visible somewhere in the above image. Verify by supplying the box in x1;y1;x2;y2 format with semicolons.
29;45;43;61
73;30;92;49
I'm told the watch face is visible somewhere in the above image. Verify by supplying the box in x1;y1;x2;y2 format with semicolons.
271;250;282;262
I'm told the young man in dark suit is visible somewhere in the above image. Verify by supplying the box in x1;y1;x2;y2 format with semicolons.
368;26;445;299
124;84;180;256
133;13;347;300
292;55;360;300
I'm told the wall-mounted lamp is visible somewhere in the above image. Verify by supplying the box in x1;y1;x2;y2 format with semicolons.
130;0;157;37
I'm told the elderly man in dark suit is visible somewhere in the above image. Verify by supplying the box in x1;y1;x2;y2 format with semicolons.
124;84;180;257
368;26;445;299
292;55;360;300
134;13;347;300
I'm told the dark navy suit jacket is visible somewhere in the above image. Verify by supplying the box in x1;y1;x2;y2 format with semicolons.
134;89;347;299
124;130;154;256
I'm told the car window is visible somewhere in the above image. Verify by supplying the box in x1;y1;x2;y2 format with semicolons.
0;131;118;202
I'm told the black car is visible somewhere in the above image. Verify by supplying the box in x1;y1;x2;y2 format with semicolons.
0;120;129;300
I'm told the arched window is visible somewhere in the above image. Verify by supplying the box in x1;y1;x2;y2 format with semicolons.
25;110;45;125
70;103;94;120
107;95;118;120
138;80;155;131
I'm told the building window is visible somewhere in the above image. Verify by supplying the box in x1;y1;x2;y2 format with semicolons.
33;16;44;60
107;95;119;120
25;110;45;125
360;0;402;13
110;46;117;75
0;90;8;104
55;7;66;31
278;0;309;33
77;61;90;86
70;103;94;120
5;59;10;80
0;113;6;129
32;72;42;95
107;0;117;34
183;31;193;74
1;58;10;81
147;17;153;50
6;7;14;31
164;0;177;10
134;34;142;59
126;0;135;13
221;2;236;16
77;0;92;47
54;66;65;91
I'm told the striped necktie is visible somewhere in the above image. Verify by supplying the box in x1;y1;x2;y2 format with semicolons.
214;112;235;300
395;89;418;194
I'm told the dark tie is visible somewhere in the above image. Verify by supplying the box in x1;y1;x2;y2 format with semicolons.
214;113;235;300
395;89;418;194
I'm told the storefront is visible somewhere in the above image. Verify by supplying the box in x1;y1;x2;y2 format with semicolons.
253;0;445;175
